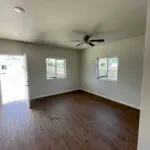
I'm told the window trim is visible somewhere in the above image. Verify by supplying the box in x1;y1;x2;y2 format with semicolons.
46;58;66;80
96;57;118;81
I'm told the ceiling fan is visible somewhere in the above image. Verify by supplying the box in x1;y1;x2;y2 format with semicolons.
73;35;105;47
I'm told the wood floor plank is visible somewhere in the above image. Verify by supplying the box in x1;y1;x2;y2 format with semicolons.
0;91;139;150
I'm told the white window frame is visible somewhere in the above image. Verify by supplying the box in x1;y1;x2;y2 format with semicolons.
96;57;118;81
46;58;66;79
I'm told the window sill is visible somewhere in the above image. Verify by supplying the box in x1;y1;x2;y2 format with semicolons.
96;77;117;82
47;77;66;80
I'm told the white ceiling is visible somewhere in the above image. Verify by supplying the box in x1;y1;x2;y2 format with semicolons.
0;0;147;49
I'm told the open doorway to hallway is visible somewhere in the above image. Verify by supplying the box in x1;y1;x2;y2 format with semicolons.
0;55;29;105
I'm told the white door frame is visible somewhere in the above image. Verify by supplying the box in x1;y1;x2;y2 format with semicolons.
23;54;31;107
0;54;30;107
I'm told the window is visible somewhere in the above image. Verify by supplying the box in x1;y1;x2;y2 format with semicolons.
97;57;118;81
46;58;66;79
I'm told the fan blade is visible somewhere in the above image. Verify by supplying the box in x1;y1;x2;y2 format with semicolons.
89;42;95;47
90;39;105;42
76;43;84;47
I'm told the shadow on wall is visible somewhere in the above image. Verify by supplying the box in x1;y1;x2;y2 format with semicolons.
72;22;118;38
33;23;119;50
33;31;78;50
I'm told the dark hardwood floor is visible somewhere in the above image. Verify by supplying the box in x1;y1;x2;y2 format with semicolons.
0;91;139;150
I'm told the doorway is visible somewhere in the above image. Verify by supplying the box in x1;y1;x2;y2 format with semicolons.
0;55;29;105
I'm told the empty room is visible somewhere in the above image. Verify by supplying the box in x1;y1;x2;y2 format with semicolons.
0;0;150;150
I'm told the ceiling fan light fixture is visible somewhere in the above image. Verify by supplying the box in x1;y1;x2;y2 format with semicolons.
13;6;25;14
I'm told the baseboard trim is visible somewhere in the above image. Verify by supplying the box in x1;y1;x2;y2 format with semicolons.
80;88;140;111
30;88;140;111
31;89;80;102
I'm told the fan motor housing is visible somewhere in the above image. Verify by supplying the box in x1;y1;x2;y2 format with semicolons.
84;35;90;42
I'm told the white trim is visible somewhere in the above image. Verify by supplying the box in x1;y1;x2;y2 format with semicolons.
30;88;140;110
80;88;140;110
30;89;79;101
46;58;66;80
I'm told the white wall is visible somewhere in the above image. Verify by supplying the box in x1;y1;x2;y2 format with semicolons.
0;40;80;100
0;35;145;110
138;0;150;149
80;35;145;109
